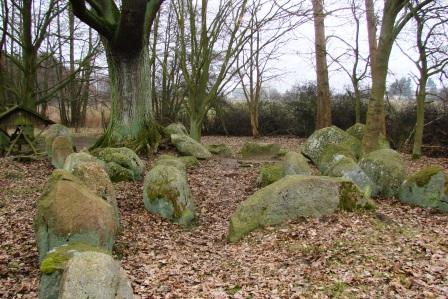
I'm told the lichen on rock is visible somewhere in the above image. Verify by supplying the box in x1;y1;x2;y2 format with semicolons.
301;126;362;166
228;175;371;242
239;142;281;159
207;144;233;157
399;166;448;212
170;134;212;159
143;165;196;226
257;163;283;187
92;147;144;182
51;136;74;169
359;149;405;197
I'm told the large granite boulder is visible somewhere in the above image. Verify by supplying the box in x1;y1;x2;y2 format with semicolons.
155;155;187;173
72;162;120;227
35;170;119;261
257;163;283;187
63;152;104;173
229;175;372;242
324;155;378;197
143;165;196;226
92;147;144;182
301;126;362;165
207;144;233;157
318;143;357;173
257;151;312;187
346;123;390;149
43;124;73;157
399;166;448;212
51;136;74;169
359;149;405;197
170;134;212;159
164;123;188;136
39;244;133;299
282;151;312;176
240;142;281;160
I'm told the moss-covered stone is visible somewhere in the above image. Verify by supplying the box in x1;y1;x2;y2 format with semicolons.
318;144;356;173
282;151;312;176
239;142;281;159
40;242;109;274
346;123;390;149
43;124;73;157
155;155;187;173
301;126;362;165
63;152;104;173
228;175;370;242
399;166;448;212
178;156;199;168
359;149;405;197
143;165;196;226
170;134;212;159
324;155;378;197
72;162;120;228
92;147;144;182
257;163;283;187
35;170;119;261
51;136;74;169
164;123;188;136
207;144;233;157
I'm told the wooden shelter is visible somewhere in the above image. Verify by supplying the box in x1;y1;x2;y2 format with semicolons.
0;105;55;156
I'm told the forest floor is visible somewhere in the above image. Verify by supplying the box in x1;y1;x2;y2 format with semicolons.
1;135;448;298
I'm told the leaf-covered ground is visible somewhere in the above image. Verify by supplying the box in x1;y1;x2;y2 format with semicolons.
1;136;447;298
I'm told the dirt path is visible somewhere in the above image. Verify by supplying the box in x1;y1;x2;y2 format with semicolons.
1;136;447;298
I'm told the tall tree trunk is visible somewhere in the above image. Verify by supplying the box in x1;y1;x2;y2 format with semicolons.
95;45;153;149
250;103;260;138
354;83;361;123
412;77;427;159
189;113;204;142
312;0;331;130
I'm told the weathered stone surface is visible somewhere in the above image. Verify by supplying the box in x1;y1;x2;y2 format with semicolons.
399;166;448;212
229;175;371;242
164;123;188;136
359;149;405;197
92;147;144;182
257;163;283;187
239;142;281;159
324;155;378;197
318;143;357;173
346;123;390;149
58;252;133;299
38;243;110;299
51;136;74;169
43;124;73;157
178;156;199;168
155;155;187;173
170;134;212;159
35;170;119;261
282;151;312;176
301;126;362;165
63;152;104;173
207;144;233;157
143;165;196;226
257;152;312;187
72;162;120;226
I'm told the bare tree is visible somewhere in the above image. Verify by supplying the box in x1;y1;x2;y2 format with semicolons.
312;0;331;129
237;0;299;138
399;2;448;158
362;0;433;153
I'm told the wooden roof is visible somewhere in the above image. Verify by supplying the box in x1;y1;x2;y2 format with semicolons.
0;105;55;129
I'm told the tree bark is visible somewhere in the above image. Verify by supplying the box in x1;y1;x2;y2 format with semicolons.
250;102;260;138
412;76;427;159
95;44;153;149
312;0;331;129
189;114;204;142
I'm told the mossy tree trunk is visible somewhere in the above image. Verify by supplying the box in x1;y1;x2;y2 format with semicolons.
362;0;433;153
71;0;164;151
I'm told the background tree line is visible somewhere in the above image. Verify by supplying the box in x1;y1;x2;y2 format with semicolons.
0;0;447;157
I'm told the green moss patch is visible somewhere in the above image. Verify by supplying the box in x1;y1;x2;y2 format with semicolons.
257;163;283;187
40;242;109;274
406;166;444;188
